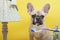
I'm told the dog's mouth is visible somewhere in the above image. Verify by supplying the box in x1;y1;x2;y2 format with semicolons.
32;14;44;26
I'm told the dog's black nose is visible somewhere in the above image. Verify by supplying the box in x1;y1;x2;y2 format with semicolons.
36;17;43;25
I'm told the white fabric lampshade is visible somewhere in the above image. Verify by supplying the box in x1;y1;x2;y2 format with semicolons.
0;0;20;22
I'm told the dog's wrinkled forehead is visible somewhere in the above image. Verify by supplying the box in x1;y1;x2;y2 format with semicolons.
31;10;46;16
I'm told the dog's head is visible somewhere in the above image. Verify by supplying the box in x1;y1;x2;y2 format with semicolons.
27;3;50;25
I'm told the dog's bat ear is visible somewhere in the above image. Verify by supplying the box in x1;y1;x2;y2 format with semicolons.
43;3;50;13
27;3;34;13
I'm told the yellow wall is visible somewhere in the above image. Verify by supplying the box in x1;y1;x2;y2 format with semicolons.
0;0;60;40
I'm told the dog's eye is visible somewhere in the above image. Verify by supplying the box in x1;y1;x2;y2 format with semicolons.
40;15;44;19
32;14;36;18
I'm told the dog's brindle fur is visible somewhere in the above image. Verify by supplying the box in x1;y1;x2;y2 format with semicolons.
27;3;53;40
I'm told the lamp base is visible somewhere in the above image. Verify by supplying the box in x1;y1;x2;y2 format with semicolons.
2;22;8;40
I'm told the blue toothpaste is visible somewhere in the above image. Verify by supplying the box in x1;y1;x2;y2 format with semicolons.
31;27;36;32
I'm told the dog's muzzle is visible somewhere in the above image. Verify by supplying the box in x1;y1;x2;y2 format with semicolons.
32;14;44;26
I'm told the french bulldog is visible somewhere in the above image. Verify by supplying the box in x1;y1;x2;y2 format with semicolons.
27;3;53;40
